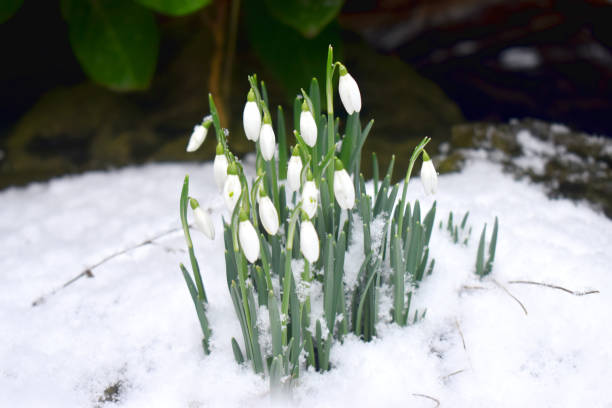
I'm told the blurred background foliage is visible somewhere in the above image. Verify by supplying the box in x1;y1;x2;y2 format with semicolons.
1;0;612;189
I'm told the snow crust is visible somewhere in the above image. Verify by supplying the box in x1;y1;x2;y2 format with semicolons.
1;158;611;407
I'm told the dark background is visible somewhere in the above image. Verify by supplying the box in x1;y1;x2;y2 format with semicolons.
1;0;611;188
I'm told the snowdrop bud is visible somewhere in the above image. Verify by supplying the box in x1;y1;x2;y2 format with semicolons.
213;143;228;191
223;163;242;212
301;179;319;219
333;158;355;210
338;64;361;115
420;150;438;195
190;198;215;240
186;123;208;152
300;220;320;263
243;89;261;142
300;101;317;147
259;114;276;161
287;147;303;192
239;213;260;263
258;195;279;235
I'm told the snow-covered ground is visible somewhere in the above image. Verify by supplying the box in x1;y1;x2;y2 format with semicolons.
1;155;610;407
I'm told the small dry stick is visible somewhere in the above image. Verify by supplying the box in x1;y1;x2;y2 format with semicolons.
412;393;440;408
441;369;466;381
461;285;487;291
32;226;184;306
454;318;467;351
493;279;528;316
508;280;600;296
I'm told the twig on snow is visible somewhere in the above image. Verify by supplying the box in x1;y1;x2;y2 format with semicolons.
507;280;599;296
412;393;440;408
493;279;528;316
454;318;467;351
441;369;466;381
32;226;184;306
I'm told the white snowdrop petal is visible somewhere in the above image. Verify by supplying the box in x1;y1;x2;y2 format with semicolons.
301;181;319;219
259;196;279;235
186;125;207;152
243;101;261;142
259;124;276;161
420;159;438;195
193;207;215;240
239;220;260;263
338;73;362;115
333;169;355;209
287;156;303;192
213;154;228;191
223;174;241;211
300;220;320;263
300;110;318;147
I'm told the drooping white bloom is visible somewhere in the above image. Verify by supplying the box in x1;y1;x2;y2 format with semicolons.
333;160;355;209
258;196;279;235
239;219;260;263
193;206;215;240
300;105;317;147
259;123;276;161
223;174;241;211
287;154;303;192
300;220;320;263
420;153;438;195
243;90;261;142
338;65;362;115
213;154;228;191
186;125;207;152
301;180;319;219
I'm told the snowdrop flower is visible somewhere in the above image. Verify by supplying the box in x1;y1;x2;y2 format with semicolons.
213;143;228;191
287;147;303;192
190;198;214;240
258;195;279;235
186;121;210;152
420;150;437;195
338;64;361;115
223;163;242;212
333;158;355;210
259;114;276;161
239;214;260;263
300;219;319;263
300;100;317;147
243;89;261;142
301;179;318;219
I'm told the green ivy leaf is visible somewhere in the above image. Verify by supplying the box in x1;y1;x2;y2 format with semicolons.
263;0;344;38
133;0;211;16
0;0;24;24
63;0;159;91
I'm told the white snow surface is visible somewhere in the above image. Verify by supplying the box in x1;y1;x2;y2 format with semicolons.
1;158;611;407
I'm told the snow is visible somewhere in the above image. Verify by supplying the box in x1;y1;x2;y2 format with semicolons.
500;47;541;70
1;157;611;407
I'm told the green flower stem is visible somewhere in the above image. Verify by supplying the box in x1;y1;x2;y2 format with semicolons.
397;137;430;235
281;205;302;346
266;159;280;212
208;94;227;150
180;175;207;302
325;45;336;202
230;191;251;333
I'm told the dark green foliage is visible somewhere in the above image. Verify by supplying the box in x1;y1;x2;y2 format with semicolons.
134;0;210;16
0;0;23;23
62;0;159;90
263;0;344;38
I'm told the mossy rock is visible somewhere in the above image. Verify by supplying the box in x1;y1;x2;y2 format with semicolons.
439;119;612;218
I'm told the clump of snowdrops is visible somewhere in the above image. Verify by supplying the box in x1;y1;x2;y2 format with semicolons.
179;46;441;391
